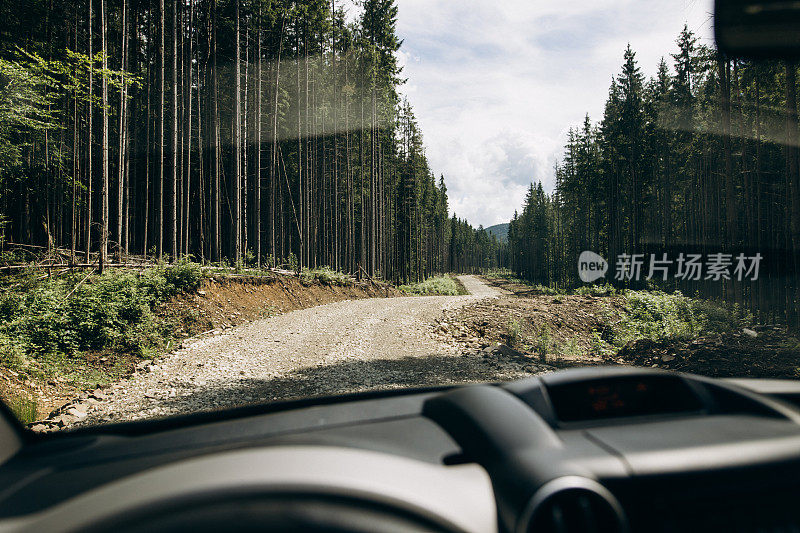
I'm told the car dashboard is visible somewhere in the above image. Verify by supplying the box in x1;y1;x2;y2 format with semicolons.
2;367;800;532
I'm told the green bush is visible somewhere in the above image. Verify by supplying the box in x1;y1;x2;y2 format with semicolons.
534;325;551;363
399;276;463;296
610;290;740;348
0;263;207;367
161;259;204;293
0;333;27;370
300;267;352;286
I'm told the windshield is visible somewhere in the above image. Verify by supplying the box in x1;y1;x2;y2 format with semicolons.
0;0;797;431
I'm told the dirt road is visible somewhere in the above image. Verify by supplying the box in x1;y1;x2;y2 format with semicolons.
64;276;548;428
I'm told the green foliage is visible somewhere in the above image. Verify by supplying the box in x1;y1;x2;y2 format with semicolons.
558;337;581;358
507;319;524;349
399;276;463;296
300;267;352;286
0;264;206;370
157;259;204;294
590;329;615;358
610;290;741;348
287;253;299;273
534;325;551;363
0;51;60;169
7;395;37;425
572;284;621;297
0;332;27;370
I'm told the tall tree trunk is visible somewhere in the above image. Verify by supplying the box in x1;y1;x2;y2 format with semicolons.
271;13;285;264
719;57;736;300
143;7;152;255
171;0;178;259
99;0;109;272
211;0;221;262
183;0;193;256
71;8;78;263
234;0;242;262
786;62;800;325
158;0;165;259
85;0;93;262
256;3;262;266
117;0;128;261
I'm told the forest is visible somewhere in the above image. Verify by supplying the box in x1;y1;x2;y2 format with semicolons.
505;26;800;325
0;0;500;283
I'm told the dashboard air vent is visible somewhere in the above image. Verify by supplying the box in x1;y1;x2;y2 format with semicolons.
519;477;627;533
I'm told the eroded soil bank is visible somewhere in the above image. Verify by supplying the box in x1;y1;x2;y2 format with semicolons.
438;277;800;379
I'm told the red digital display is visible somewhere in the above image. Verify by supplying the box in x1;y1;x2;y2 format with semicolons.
547;376;704;422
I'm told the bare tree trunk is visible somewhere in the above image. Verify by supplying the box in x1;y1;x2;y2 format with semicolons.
234;0;242;262
85;0;93;262
184;0;193;256
71;8;78;263
171;0;178;259
117;0;128;261
787;62;800;325
243;20;249;261
158;0;165;260
296;23;303;268
143;11;152;255
211;0;221;262
256;3;262;266
99;0;109;273
271;14;285;263
719;57;736;300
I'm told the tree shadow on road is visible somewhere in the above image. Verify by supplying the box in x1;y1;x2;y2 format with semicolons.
144;353;546;419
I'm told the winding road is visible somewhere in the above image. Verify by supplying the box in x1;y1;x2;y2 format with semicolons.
73;276;536;427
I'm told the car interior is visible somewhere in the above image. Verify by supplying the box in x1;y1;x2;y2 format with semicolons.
4;367;800;532
3;1;800;532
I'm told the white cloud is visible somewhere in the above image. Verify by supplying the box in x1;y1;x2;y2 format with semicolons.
396;0;714;228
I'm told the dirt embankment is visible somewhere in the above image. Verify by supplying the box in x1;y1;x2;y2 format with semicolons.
1;274;399;423
165;274;399;337
440;277;800;379
433;277;623;367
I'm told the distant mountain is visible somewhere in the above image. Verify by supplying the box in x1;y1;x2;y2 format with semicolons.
485;223;509;243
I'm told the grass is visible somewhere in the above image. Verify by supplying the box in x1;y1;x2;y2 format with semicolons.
533;325;551;364
0;259;206;383
507;319;525;349
572;283;621;297
7;395;37;424
300;266;352;286
399;276;466;296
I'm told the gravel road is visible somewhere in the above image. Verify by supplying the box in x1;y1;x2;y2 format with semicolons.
66;276;546;428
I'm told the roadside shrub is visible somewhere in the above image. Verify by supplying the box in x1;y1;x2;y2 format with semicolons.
610;290;740;348
0;333;27;370
534;325;551;363
399;276;462;296
508;319;525;348
162;259;204;293
0;263;207;370
300;267;352;286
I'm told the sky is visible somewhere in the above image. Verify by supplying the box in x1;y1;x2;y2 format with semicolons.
393;0;715;229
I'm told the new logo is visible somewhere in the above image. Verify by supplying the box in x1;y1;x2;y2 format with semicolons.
578;251;608;283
